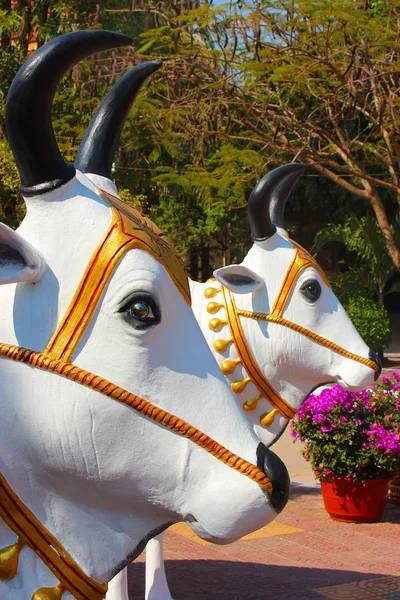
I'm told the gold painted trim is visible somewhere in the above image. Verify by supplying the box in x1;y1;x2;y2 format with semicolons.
0;472;107;600
237;309;379;371
0;190;275;596
46;192;191;362
209;237;377;431
270;244;330;318
0;343;272;493
222;288;297;420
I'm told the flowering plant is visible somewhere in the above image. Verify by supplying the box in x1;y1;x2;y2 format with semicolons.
291;373;400;484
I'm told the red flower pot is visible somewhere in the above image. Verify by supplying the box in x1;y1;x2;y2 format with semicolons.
320;477;391;523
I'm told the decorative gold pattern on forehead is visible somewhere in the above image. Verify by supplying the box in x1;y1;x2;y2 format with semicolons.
98;189;190;306
45;189;190;362
270;241;331;319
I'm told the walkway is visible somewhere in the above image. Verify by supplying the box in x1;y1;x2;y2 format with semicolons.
127;426;400;599
127;488;399;599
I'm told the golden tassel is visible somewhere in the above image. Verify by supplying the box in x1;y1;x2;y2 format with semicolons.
32;583;65;600
260;408;278;427
204;287;221;299
220;358;241;375
208;318;227;332
206;302;224;315
243;395;263;412
213;338;233;353
231;378;252;394
0;537;25;580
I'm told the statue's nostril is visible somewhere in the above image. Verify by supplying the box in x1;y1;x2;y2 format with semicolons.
369;349;382;381
257;443;290;513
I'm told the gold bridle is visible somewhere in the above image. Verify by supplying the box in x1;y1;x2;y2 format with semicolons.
0;189;271;600
206;240;379;428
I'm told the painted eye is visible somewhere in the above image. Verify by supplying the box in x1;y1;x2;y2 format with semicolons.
129;301;153;320
119;292;160;329
300;279;321;302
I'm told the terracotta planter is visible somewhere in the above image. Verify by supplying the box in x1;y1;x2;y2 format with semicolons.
320;477;391;523
388;462;400;505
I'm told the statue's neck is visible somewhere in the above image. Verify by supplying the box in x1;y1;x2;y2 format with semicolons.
0;467;167;599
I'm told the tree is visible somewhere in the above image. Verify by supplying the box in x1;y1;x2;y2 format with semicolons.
313;213;400;304
2;1;400;280
134;0;400;268
0;1;143;225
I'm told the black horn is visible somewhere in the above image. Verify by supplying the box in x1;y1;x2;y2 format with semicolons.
270;164;307;229
75;61;162;179
247;164;307;241
5;30;132;197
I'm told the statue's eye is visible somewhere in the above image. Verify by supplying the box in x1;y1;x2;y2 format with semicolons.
119;292;160;329
129;301;153;320
300;279;321;302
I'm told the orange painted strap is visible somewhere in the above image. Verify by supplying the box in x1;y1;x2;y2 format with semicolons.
270;244;330;318
0;472;107;600
46;195;190;362
222;288;297;420
0;343;272;493
237;310;379;372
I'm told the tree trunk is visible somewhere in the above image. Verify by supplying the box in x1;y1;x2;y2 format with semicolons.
368;190;400;269
189;248;199;281
311;163;400;270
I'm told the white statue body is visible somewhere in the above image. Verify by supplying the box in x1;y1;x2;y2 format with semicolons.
139;193;380;600
0;31;290;599
74;55;380;600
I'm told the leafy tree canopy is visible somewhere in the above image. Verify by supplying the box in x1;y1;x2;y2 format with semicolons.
0;0;399;282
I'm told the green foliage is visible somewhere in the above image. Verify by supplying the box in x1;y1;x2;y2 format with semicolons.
0;140;24;226
1;0;400;276
291;377;400;484
345;295;392;354
313;214;399;303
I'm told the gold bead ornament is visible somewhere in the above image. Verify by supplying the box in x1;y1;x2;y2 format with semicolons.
0;537;25;580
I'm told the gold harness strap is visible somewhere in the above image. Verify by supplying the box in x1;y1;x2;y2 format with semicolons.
0;189;271;599
0;472;107;600
206;241;378;427
46;190;191;362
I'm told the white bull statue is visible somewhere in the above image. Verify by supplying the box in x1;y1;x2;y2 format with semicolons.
0;31;291;600
75;68;381;600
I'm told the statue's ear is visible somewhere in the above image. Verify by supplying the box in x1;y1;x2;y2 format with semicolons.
0;223;45;284
213;264;263;294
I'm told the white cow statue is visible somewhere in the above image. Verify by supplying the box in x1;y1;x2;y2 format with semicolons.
0;31;292;600
75;72;380;600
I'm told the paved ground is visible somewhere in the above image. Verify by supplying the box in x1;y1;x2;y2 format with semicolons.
127;487;400;599
127;426;400;599
127;368;400;599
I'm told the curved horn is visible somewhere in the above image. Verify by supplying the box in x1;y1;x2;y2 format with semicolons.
247;164;307;242
5;30;132;196
269;165;307;229
75;61;162;179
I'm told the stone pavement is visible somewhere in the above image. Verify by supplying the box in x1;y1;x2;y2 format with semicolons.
127;379;400;599
127;487;400;599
